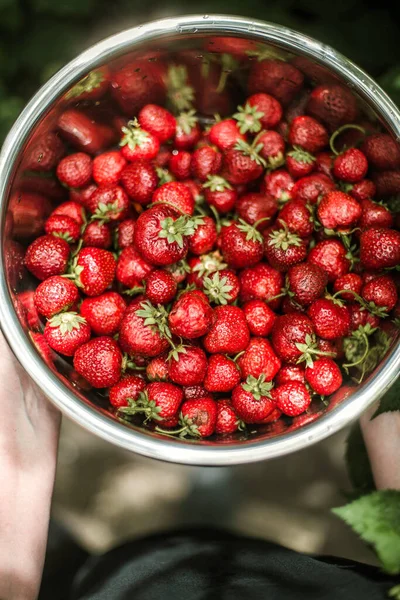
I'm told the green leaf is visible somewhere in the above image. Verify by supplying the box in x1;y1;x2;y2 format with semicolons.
372;378;400;419
333;490;400;575
345;423;375;498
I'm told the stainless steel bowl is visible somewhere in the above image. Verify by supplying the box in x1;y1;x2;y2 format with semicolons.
1;14;399;465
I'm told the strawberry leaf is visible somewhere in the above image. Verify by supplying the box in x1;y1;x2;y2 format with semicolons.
233;102;264;135
203;271;233;305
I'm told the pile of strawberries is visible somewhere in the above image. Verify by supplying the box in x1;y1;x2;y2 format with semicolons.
15;51;400;439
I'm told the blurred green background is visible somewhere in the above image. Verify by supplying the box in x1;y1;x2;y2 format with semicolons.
0;0;399;141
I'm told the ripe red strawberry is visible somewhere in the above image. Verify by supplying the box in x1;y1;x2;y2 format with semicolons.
9;191;52;240
92;151;127;186
144;269;177;305
348;304;380;332
121;381;183;424
186;251;226;288
308;298;350;340
219;221;264;269
317;190;361;231
292;173;335;204
273;382;311;416
44;312;91;356
169;150;192;180
109;375;146;408
168;346;208;386
165;397;217;438
152;181;194;215
174;110;201;149
116;219;136;249
359;228;400;270
333;273;363;302
74;336;123;388
45;214;81;244
238;337;281;381
215;400;243;435
18;290;41;331
120;161;158;205
287;262;328;306
203;175;238;214
24;132;65;172
222;140;265;185
288;116;328;153
361;133;400;171
236;193;278;227
111;61;166;116
203;305;250;354
248;58;304;105
246;93;283;129
208;118;245;151
169;290;213;339
333;148;368;183
56;152;92;189
34;276;79;318
264;226;308;271
278;200;314;238
315;152;334;178
257;130;285;166
373;169;400;197
271;313;315;364
243;300;276;336
52;201;86;227
203;354;241;393
119;119;160;161
146;354;169;382
239;263;284;309
306;84;358;130
305;358;342;396
138;104;176;143
119;299;170;357
57;109;116;155
231;376;275;423
262;168;294;203
80;291;126;336
82;222;112;249
359;199;393;230
275;364;306;386
188;216;217;255
66;66;110;102
25;235;70;280
286;147;316;178
116;246;153;290
202;269;239;306
348;179;376;202
72;247;116;296
361;275;398;313
182;385;209;400
191;146;222;182
308;239;350;282
317;338;344;360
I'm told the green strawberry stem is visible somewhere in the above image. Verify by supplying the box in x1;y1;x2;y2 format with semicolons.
332;289;389;318
66;69;105;100
342;332;370;370
209;205;222;233
123;286;145;296
329;123;366;156
154;425;188;437
215;54;238;93
233;350;245;362
122;354;146;372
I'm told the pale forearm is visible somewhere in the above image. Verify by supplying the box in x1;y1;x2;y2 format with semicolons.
361;407;400;490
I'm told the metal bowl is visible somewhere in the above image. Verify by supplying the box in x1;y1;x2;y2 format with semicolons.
0;14;399;465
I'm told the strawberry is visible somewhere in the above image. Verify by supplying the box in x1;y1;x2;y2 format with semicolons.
272;382;311;416
191;146;222;182
174;110;201;149
166;259;190;285
348;303;380;332
18;290;41;331
203;305;250;354
57;109;116;155
119;119;160;161
315;152;334;178
317;190;361;231
169;151;192;180
256;130;285;167
203;354;241;393
305;358;342;396
52;201;86;227
24;132;65;172
308;298;351;340
359;199;393;230
238;337;281;381
169;346;208;386
116;246;154;290
333;148;368;183
188;216;217;255
308;239;350;282
275;364;305;386
208;118;245;151
246;93;283;129
45;214;81;244
44;312;91;356
144;269;177;305
243;300;276;337
111;59;166;114
66;66;110;102
9;191;52;240
29;331;55;368
186;251;226;288
34;276;79;318
361;133;400;171
72;247;116;296
121;382;183;424
278;200;314;238
219;221;264;269
161;397;217;438
119;299;170;357
215;400;244;435
183;385;209;400
92;151;126;187
248;58;304;105
56;152;92;189
25;235;70;280
306;84;358;130
271;313;316;364
202;269;239;305
287;262;328;306
138;104;176;143
348;179;376;202
288;116;328;154
333;273;363;302
120;161;158;205
359;228;400;270
80;291;126;336
262;168;294;203
236;193;278;227
109;375;146;408
286;147;316;179
82;222;112;249
222;140;265;185
74;336;123;388
203;175;237;214
152;181;194;215
231;376;275;423
116;219;136;249
361;275;398;313
146;355;169;382
291;173;335;204
317;338;344;360
264;225;308;271
373;170;400;199
169;290;213;339
239;263;284;309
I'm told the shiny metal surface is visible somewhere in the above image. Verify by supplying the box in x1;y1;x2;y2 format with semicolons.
0;15;399;465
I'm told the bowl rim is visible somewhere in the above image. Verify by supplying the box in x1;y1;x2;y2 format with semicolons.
1;14;400;465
